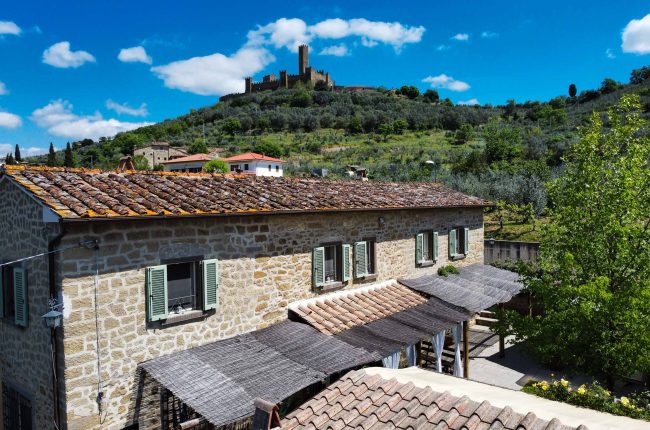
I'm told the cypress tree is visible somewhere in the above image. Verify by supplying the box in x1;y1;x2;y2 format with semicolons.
64;142;74;167
5;153;15;165
47;142;57;167
14;144;21;162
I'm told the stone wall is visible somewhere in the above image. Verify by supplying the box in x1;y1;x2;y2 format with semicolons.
483;239;540;264
0;179;62;430
56;207;483;429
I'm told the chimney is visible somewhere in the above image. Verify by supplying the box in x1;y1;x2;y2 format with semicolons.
252;398;281;430
298;45;309;75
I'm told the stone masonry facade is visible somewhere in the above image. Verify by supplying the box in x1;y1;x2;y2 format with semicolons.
56;207;483;429
0;179;62;430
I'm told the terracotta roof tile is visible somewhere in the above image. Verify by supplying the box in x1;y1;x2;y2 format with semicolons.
290;282;428;335
281;370;585;430
222;152;285;163
1;166;485;220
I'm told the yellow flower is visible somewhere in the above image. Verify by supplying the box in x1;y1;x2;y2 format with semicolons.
620;397;630;407
577;385;587;395
536;381;550;391
560;378;569;388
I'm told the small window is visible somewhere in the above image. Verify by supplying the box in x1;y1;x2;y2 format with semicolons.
275;165;279;172
166;262;199;314
449;227;470;257
313;245;343;287
416;231;438;266
268;164;272;171
2;383;32;430
323;245;340;283
230;164;239;172
244;163;249;171
1;266;15;321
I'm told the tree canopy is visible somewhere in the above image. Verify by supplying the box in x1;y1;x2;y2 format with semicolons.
496;95;650;384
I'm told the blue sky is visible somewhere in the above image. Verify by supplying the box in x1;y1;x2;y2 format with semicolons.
1;0;649;155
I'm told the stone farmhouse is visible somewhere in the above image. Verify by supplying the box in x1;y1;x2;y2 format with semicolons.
133;142;188;169
0;165;598;430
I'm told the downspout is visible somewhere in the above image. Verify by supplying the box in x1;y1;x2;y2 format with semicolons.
48;220;66;430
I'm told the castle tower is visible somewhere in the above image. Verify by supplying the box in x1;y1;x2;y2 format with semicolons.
298;45;309;75
245;77;252;93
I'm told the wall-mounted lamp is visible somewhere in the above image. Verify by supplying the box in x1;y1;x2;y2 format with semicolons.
42;299;63;329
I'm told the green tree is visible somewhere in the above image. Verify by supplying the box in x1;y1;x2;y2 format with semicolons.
203;159;229;174
47;142;57;167
188;139;208;154
496;95;650;386
64;142;74;167
484;123;521;163
14;144;21;162
422;89;439;103
290;90;312;107
5;153;16;165
399;85;420;99
132;155;150;171
568;83;577;98
392;119;408;134
455;124;474;144
222;118;241;136
599;78;620;94
254;141;282;159
348;117;362;134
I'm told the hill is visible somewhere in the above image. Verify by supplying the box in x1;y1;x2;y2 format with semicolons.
26;66;650;226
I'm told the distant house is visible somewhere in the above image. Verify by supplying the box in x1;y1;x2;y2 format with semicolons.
159;153;213;172
222;152;284;177
133;142;188;168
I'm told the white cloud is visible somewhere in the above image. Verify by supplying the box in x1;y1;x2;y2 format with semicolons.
106;100;149;116
436;44;450;51
319;44;350;56
0;143;12;154
247;17;425;52
451;33;469;41
622;14;650;54
422;74;470;92
43;41;96;68
152;47;275;96
458;98;479;106
606;48;616;59
118;46;152;64
0;112;22;128
0;143;49;157
0;81;7;95
31;100;152;140
0;21;21;36
481;31;498;38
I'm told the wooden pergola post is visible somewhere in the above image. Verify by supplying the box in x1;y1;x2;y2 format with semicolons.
463;320;469;379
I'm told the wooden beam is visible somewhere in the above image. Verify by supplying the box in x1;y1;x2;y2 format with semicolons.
463;320;469;379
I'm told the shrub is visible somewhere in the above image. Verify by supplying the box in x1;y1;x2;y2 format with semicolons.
438;265;460;277
524;378;650;421
203;159;229;173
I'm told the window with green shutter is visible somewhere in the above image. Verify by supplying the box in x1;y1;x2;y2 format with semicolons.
354;241;368;278
342;244;352;282
202;259;219;311
147;265;168;322
433;232;439;261
416;233;424;265
449;229;457;258
13;267;27;327
313;247;326;287
464;228;470;255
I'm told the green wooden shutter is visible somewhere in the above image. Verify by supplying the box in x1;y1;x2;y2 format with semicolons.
313;247;325;287
202;259;219;311
13;267;27;327
0;267;4;319
464;228;470;255
449;229;457;258
342;244;352;282
355;241;368;277
147;265;168;322
415;233;424;265
433;232;439;261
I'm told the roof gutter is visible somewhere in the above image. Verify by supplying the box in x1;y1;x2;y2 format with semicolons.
58;204;488;223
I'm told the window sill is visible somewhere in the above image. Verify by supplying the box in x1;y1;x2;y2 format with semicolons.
161;310;206;326
355;273;378;282
450;254;467;261
318;281;345;292
419;261;435;268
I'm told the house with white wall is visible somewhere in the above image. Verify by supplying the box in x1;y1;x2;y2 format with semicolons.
222;152;284;177
159;153;212;172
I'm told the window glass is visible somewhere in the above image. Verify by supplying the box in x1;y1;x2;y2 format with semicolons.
366;241;375;274
268;164;272;171
2;384;32;430
2;267;15;320
324;245;339;283
167;262;198;313
453;227;466;255
275;165;279;172
230;165;239;172
244;164;249;170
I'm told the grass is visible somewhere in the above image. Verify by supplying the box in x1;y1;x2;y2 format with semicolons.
484;212;548;242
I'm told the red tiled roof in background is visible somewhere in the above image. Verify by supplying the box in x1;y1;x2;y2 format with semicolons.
222;152;284;163
160;153;213;164
0;166;486;220
289;282;427;335
282;369;585;430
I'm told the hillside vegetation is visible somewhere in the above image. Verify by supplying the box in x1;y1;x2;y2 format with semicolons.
27;67;650;238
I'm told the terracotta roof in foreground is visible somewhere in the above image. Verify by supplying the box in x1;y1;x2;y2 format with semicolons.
0;166;486;220
282;369;585;430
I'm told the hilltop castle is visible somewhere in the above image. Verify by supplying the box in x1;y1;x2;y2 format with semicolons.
245;45;334;94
